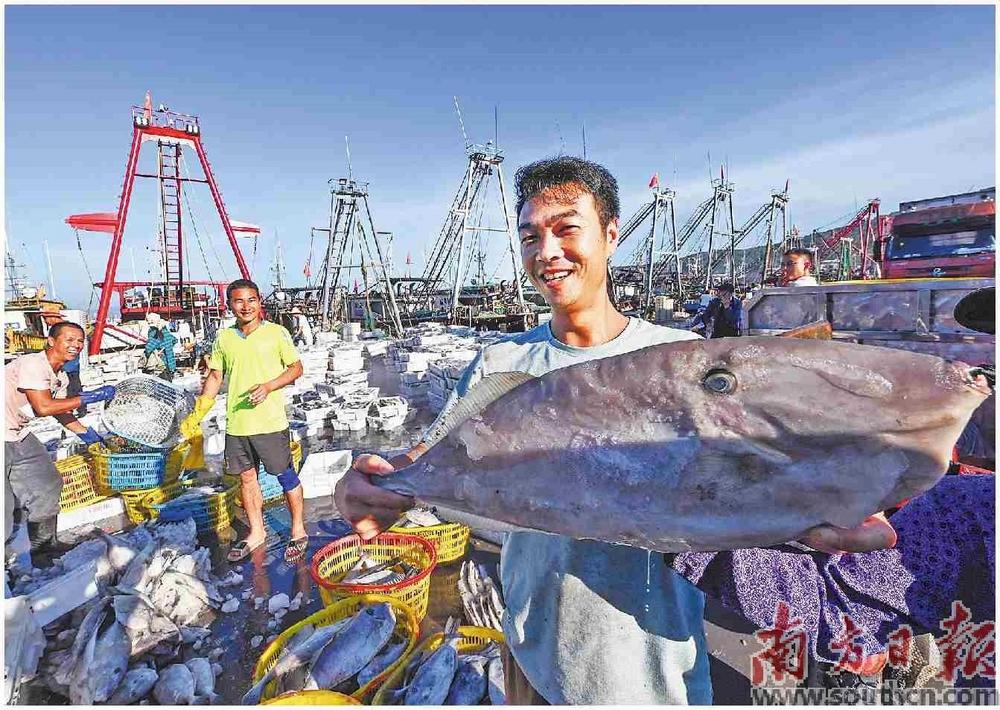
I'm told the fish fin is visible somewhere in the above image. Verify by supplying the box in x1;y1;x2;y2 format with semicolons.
418;371;536;456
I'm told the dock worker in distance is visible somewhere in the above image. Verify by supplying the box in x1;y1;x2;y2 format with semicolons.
691;282;743;338
4;322;115;562
180;279;309;564
143;312;177;382
780;247;819;286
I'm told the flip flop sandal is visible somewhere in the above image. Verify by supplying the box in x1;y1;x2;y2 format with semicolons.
284;536;309;564
228;538;266;563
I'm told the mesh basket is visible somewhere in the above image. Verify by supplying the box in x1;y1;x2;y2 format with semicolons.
153;482;238;534
252;594;419;703
230;439;302;507
371;625;506;705
387;521;471;564
311;533;436;621
56;455;109;512
101;374;194;448
90;439;190;492
120;479;186;524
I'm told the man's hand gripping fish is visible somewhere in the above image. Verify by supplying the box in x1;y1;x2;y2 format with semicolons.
373;338;991;552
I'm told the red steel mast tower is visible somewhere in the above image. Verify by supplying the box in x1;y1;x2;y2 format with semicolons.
84;93;252;355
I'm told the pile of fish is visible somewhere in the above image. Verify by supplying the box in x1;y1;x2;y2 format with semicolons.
457;561;504;632
242;601;409;704
337;550;422;587
23;519;243;704
376;338;992;552
393;507;444;529
381;619;505;705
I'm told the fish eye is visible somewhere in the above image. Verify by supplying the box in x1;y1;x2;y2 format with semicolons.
702;369;737;395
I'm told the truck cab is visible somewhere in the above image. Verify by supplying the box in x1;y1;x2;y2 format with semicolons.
882;188;995;279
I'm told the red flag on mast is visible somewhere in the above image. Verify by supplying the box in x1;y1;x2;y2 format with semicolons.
303;259;311;280
648;173;659;189
143;91;152;122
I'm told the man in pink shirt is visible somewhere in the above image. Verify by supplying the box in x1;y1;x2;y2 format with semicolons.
4;322;115;558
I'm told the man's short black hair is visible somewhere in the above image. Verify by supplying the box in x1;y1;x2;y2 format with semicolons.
48;321;85;339
226;279;261;302
717;282;735;294
783;248;813;265
514;156;620;228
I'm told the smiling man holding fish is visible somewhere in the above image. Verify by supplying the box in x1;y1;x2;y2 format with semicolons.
334;157;985;703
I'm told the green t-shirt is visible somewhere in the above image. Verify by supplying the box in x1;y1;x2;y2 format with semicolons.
208;321;300;436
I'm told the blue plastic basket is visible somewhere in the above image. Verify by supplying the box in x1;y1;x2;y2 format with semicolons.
89;440;188;492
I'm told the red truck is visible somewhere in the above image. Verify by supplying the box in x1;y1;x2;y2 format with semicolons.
881;187;995;279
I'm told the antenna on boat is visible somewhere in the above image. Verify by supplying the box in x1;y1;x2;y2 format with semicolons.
582;123;587;159
494;105;499;148
454;96;471;152
345;136;353;182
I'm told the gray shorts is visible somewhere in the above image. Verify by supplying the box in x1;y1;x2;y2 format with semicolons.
5;434;63;535
224;429;292;476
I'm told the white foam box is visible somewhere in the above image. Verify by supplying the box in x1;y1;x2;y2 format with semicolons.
299;450;352;499
57;497;125;533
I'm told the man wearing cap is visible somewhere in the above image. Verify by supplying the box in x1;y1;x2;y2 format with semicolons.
180;279;308;563
143;313;176;381
5;321;115;559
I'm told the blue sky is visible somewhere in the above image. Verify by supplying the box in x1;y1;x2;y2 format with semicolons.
5;5;995;313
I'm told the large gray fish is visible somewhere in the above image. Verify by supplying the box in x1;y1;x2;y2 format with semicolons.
108;666;159;705
89;620;131;702
376;338;991;552
154;663;196;705
356;637;408;688
241;619;349;704
305;603;396;691
444;656;487;705
403;619;461;705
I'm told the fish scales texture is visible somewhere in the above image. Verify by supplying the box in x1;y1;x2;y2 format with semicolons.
405;644;459;705
487;656;504;705
357;638;407;687
241;619;349;704
306;603;396;691
379;338;988;552
444;656;488;704
108;667;158;705
90;620;131;702
154;663;196;705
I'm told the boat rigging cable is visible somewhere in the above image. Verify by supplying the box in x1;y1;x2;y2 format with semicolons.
72;229;99;315
178;151;230;283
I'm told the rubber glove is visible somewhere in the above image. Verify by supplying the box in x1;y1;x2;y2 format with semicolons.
76;427;104;445
79;385;116;405
179;395;216;440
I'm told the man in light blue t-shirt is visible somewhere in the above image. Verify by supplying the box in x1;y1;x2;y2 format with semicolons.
335;157;894;704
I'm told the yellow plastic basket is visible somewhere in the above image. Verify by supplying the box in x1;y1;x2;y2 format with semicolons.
153;482;239;534
311;533;437;621
387;521;471;564
371;625;506;705
252;594;419;703
262;690;360;705
56;455;109;512
120;479;185;525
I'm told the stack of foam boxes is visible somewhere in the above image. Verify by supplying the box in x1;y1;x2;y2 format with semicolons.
426;355;476;413
341;322;362;343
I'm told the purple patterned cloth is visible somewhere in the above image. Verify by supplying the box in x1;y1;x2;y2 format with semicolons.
672;474;995;664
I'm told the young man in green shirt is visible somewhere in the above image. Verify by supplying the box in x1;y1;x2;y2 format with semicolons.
182;279;307;563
